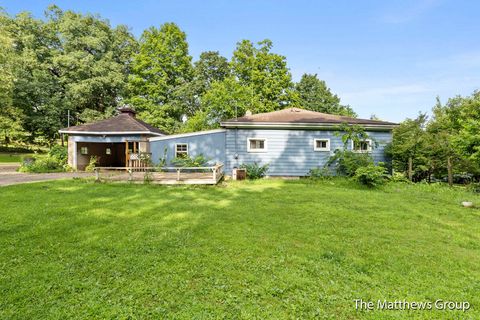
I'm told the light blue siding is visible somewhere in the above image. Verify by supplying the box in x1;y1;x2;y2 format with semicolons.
149;128;392;176
225;129;392;176
150;131;226;166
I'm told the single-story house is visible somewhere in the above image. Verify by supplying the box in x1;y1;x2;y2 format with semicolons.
60;107;396;176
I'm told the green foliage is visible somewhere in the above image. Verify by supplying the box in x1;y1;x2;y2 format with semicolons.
48;145;67;163
170;154;210;167
308;167;333;180
353;164;388;188
231;39;296;111
327;150;373;177
127;23;192;133
85;156;98;172
240;162;269;179
295;74;356;117
2;6;137;141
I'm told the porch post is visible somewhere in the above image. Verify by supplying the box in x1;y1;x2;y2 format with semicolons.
73;141;77;170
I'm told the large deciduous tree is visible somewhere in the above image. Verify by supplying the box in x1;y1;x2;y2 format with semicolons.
295;73;356;117
231;39;296;111
127;23;193;133
2;6;136;143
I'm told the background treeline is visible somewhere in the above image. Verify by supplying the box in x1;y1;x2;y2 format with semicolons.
0;5;353;145
388;92;480;184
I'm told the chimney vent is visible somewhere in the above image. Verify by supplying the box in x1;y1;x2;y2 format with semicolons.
118;105;136;117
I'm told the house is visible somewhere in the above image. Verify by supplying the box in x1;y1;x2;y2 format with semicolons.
149;108;396;176
60;107;396;176
59;107;165;170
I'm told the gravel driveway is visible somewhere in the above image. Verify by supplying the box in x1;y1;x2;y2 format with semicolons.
0;163;92;186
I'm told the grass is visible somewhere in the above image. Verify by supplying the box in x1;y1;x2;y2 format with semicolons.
0;179;479;319
0;153;29;163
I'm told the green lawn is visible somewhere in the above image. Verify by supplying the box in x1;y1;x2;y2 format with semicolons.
0;153;26;163
1;179;479;319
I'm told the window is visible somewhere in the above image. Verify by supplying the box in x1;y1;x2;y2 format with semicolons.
105;148;111;155
352;139;372;153
175;144;188;158
247;138;267;152
314;139;330;151
80;147;88;155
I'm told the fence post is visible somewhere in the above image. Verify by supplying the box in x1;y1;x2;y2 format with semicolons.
128;168;133;181
176;168;181;181
95;168;99;181
213;165;217;182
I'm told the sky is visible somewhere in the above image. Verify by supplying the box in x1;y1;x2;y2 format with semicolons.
2;0;480;122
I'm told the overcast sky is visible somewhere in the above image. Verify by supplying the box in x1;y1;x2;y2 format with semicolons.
3;0;480;122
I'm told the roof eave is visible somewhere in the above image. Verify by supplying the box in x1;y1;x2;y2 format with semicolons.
220;121;397;130
58;130;164;136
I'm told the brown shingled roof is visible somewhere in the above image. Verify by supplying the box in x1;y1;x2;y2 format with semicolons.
59;113;165;135
222;108;397;126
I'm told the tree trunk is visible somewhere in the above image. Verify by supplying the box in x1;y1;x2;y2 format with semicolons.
447;156;453;186
408;157;413;181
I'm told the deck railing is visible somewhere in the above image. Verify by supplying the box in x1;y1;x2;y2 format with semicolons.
94;164;224;185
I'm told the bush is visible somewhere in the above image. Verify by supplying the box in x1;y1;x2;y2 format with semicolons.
353;164;388;188
85;156;98;172
171;154;210;167
48;145;68;163
308;167;332;180
240;162;269;180
326;150;373;177
19;145;68;173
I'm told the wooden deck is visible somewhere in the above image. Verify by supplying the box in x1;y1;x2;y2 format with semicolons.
94;165;224;185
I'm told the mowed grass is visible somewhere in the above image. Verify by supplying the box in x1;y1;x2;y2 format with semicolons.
1;179;479;319
0;153;25;163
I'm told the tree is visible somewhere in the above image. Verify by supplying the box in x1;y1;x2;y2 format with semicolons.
231;39;295;111
183;77;262;132
2;6;137;143
295;74;356;117
127;23;193;133
390;114;430;181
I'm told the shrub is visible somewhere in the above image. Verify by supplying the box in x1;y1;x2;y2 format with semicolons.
326;150;373;177
18;145;68;173
48;145;68;163
308;167;332;180
467;182;480;194
85;156;98;172
171;154;210;167
353;164;388;188
240;162;269;180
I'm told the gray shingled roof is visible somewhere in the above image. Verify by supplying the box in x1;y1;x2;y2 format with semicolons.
59;113;165;135
222;108;396;126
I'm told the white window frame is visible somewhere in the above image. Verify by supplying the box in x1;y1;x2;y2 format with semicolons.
314;138;330;152
80;147;88;155
175;143;189;158
351;139;372;153
247;138;267;153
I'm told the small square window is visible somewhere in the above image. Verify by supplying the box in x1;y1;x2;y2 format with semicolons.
106;148;111;155
175;144;188;158
247;139;267;152
314;139;330;151
80;147;88;155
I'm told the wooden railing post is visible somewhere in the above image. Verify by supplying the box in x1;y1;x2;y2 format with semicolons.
213;165;217;181
176;168;181;181
95;168;99;181
128;168;133;181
